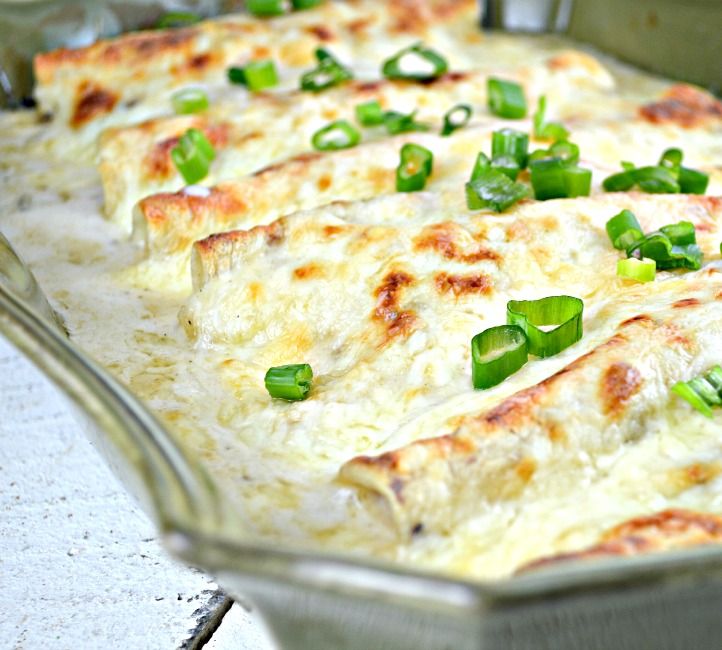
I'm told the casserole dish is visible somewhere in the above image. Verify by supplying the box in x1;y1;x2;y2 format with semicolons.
2;1;722;648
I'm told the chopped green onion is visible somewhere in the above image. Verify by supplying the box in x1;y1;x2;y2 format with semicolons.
533;95;569;140
264;364;313;401
471;325;528;389
491;155;520;181
628;231;702;271
679;166;709;194
507;295;583;358
355;100;384;126
171;88;209;114
300;48;352;92
292;0;324;8
247;0;287;16
311;120;360;151
633;166;680;193
689;377;722;406
530;158;591;200
156;11;201;29
396;143;433;192
487;78;527;119
381;43;448;82
491;128;528;168
603;164;680;194
548;140;580;165
617;257;655;282
466;168;529;212
705;366;722;394
383;110;429;135
672;381;714;417
171;128;215;185
659;147;683;172
441;104;472;136
606;209;644;250
563;166;592;197
228;60;279;91
660;221;696;246
469;152;491;181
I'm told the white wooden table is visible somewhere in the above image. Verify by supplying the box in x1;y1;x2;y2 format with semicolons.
0;336;276;649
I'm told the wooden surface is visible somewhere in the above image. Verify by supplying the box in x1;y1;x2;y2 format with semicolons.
0;335;274;649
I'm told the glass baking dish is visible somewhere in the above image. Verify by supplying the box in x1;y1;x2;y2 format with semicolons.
2;1;722;647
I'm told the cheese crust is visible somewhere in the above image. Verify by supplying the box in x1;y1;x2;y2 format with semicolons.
4;2;722;580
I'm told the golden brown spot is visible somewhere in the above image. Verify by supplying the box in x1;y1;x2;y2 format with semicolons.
293;263;324;280
515;457;536;483
607;509;722;540
317;174;332;191
372;271;417;343
355;80;385;92
639;84;722;128
547;422;567;443
254;151;323;177
188;53;212;70
434;272;492;297
247;282;263;302
414;223;500;264
664;463;722;497
71;81;118;128
346;17;372;34
323;225;346;238
252;45;271;58
673;297;701;309
619;314;654;328
306;25;335;41
102;29;196;63
600;362;643;416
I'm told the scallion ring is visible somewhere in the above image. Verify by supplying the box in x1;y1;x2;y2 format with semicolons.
396;143;433;192
228;59;279;91
679;166;709;194
506;295;583;358
264;364;313;401
617;257;656;282
469;152;491;181
355;100;385;126
156;11;201;29
300;48;352;92
171;88;209;114
491;128;528;168
381;43;449;82
247;0;287;16
471;325;529;389
171;128;216;185
487;77;527;119
491;155;520;181
311;120;361;151
605;209;644;250
441;104;472;136
533;95;569;140
383;110;429;135
466;168;529;212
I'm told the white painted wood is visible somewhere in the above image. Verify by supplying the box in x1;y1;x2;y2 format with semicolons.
0;336;261;649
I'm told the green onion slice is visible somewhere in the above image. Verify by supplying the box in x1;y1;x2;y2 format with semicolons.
300;48;352;92
441;104;472;136
471;325;529;390
264;364;313;401
355;100;385;126
228;59;279;91
156;11;201;29
506;295;583;358
606;209;644;250
491;155;520;181
381;43;449;82
603;164;680;194
469;152;491;181
292;0;324;8
396;143;433;192
548;140;580;165
602;169;636;192
617;257;655;282
383;110;429;135
529;158;592;200
660;221;696;246
705;366;722;394
311;120;361;151
533;95;569;140
627;231;702;271
487;78;527;119
672;381;714;417
171;128;215;185
247;0;287;16
659;147;683;172
491;128;529;168
466;168;529;212
171;88;209;114
679;166;709;194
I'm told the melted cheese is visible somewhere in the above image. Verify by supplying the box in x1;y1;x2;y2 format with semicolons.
3;9;722;580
